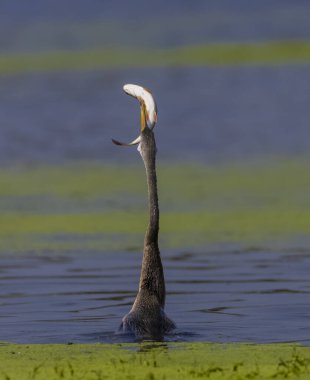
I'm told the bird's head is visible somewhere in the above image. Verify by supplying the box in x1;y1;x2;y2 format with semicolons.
112;84;158;154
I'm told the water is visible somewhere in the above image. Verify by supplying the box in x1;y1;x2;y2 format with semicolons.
1;7;310;346
1;249;310;344
1;1;310;52
0;66;310;164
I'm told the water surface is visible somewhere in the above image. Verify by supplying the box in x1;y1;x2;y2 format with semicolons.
0;66;309;164
1;249;309;345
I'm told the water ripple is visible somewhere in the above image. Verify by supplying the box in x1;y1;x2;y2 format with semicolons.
0;250;310;344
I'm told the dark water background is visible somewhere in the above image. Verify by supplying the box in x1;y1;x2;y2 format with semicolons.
0;1;310;164
0;66;309;164
1;249;310;344
1;1;310;52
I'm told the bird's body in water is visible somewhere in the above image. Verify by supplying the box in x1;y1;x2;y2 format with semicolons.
112;84;175;340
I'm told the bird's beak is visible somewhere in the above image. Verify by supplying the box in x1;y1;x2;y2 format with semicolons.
140;101;147;132
112;84;157;147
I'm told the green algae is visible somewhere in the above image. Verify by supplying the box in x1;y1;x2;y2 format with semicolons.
0;342;310;380
0;40;310;74
1;161;310;380
0;158;309;253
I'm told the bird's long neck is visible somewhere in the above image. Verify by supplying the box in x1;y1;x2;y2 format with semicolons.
138;128;165;307
144;136;159;247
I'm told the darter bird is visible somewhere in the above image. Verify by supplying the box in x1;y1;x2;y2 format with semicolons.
112;84;176;339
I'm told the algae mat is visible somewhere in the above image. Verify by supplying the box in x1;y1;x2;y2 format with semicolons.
0;41;310;75
0;158;309;253
1;161;310;379
1;342;310;380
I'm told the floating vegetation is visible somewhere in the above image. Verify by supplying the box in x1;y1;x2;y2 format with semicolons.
0;40;309;74
0;342;310;380
0;158;309;253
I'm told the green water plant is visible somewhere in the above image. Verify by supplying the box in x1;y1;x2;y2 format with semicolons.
0;40;309;74
0;342;310;380
0;157;309;253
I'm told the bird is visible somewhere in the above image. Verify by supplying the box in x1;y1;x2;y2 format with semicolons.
112;84;176;340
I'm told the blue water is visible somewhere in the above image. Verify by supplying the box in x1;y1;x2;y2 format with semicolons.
0;66;309;164
0;1;309;52
1;249;310;344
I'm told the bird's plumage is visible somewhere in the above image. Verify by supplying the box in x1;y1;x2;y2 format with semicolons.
112;84;175;340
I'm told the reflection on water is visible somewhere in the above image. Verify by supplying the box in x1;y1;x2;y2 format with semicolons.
1;249;310;345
